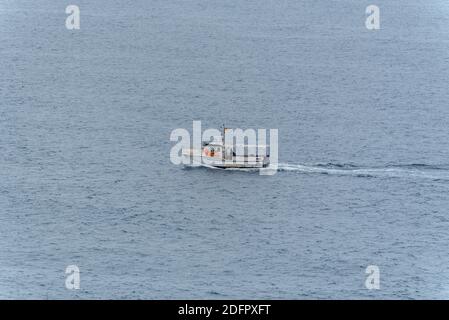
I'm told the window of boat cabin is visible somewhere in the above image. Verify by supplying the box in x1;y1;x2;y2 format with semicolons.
210;146;221;151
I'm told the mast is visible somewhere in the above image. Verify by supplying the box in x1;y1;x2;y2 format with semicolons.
222;124;225;161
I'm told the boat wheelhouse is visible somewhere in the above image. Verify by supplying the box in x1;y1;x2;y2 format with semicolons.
182;133;270;169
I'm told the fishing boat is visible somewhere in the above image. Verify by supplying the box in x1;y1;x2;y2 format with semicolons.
182;130;271;169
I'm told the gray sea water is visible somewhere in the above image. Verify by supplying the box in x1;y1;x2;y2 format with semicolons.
1;0;449;299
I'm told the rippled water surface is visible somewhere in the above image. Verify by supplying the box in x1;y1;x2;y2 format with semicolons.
1;0;449;299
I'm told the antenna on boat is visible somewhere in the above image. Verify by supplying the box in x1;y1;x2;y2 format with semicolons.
222;124;225;161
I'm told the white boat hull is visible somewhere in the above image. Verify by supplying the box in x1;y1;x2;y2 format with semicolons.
182;149;269;169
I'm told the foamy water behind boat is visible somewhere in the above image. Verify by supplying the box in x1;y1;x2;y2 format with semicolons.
277;163;449;181
188;161;449;181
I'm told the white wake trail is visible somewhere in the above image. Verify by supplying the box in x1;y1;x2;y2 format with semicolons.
185;161;449;181
277;163;449;181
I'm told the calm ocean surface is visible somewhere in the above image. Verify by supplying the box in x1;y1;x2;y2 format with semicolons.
1;0;449;299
